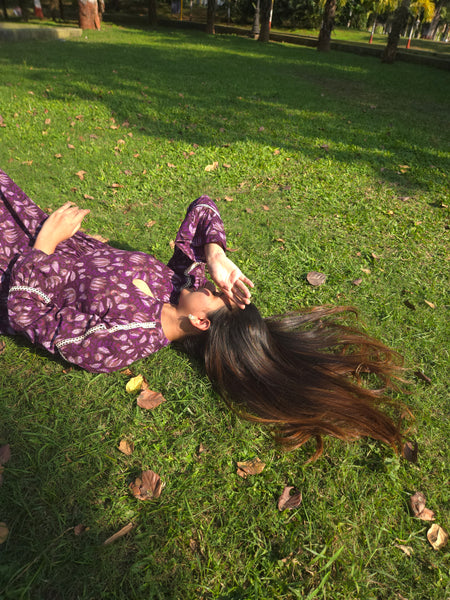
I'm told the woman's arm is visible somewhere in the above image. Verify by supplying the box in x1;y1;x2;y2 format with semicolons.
34;202;90;255
204;243;253;308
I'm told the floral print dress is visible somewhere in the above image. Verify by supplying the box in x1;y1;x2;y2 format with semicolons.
0;169;226;372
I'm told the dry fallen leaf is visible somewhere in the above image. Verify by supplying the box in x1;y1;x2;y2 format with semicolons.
0;444;11;465
129;470;162;500
126;375;145;393
145;220;156;228
427;524;448;550
361;268;371;274
352;278;363;286
410;492;435;521
236;457;266;478
169;240;175;250
404;300;416;311
74;524;89;536
307;271;327;286
278;486;303;511
83;194;95;200
0;340;6;355
67;144;75;150
137;389;166;410
395;544;413;557
205;161;219;172
414;370;431;384
402;440;418;464
262;205;270;211
102;522;134;546
54;153;62;159
75;170;86;181
118;439;134;455
0;522;9;544
89;233;109;244
224;196;234;202
424;300;436;309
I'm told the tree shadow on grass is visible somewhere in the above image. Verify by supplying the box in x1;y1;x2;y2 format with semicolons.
1;27;448;197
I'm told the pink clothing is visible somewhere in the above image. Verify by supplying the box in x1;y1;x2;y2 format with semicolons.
0;169;226;372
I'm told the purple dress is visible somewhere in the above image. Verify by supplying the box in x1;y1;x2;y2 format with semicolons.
0;169;227;372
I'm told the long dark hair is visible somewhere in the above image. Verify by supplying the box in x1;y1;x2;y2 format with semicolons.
182;304;408;460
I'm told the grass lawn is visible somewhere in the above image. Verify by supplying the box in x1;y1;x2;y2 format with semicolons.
0;23;449;600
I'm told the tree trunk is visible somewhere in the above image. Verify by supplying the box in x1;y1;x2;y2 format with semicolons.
317;0;337;52
258;0;272;42
423;0;444;39
78;0;101;30
2;0;8;19
381;0;410;63
206;0;215;34
148;0;157;25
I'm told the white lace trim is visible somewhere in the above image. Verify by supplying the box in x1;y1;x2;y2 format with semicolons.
9;285;51;304
196;203;221;219
56;321;156;349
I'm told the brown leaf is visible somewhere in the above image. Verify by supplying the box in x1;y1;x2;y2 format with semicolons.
410;492;435;521
395;544;413;556
402;440;418;464
54;153;62;159
67;144;75;150
306;271;327;286
273;149;280;155
404;300;416;310
0;340;6;355
427;524;448;550
0;444;11;465
245;208;253;214
145;220;156;228
44;118;51;125
223;163;231;168
0;522;9;544
111;183;123;188
83;194;95;200
167;163;176;168
121;368;133;376
236;457;265;477
320;143;329;151
169;240;175;250
90;233;109;244
278;486;302;511
205;161;219;172
414;370;431;384
75;170;86;181
129;470;162;500
74;524;89;536
424;300;436;309
361;268;371;274
118;439;134;455
262;205;270;211
102;522;134;546
137;389;166;410
352;278;363;286
224;196;234;202
258;126;265;132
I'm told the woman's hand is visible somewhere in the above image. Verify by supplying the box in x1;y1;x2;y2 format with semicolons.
205;243;254;309
34;202;90;255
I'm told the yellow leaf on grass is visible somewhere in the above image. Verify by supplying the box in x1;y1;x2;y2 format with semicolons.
236;457;266;478
118;440;134;455
427;524;448;550
126;375;144;393
205;161;219;172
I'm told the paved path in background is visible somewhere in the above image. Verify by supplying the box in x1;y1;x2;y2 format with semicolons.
0;22;82;42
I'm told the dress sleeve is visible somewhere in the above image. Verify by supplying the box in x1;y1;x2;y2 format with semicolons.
167;196;227;280
7;248;163;373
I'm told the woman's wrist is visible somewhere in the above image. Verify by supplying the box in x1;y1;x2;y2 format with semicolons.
205;242;225;262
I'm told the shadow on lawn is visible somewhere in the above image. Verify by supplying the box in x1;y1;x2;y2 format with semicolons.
1;28;448;197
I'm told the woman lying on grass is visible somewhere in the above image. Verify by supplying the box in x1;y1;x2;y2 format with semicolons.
0;169;405;458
